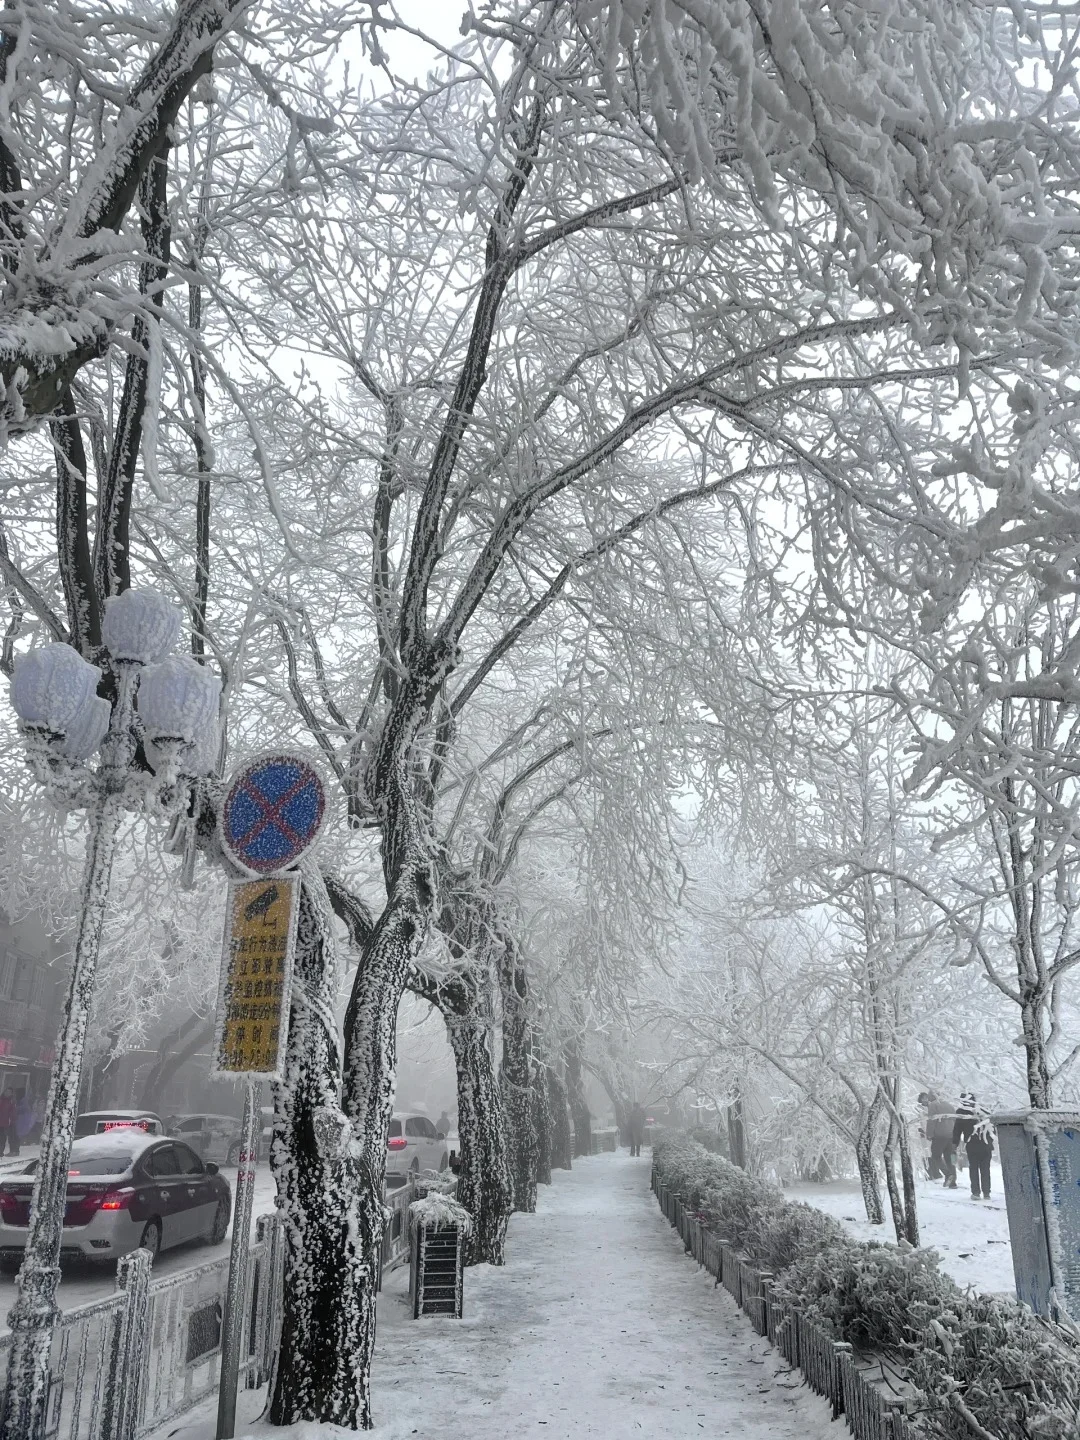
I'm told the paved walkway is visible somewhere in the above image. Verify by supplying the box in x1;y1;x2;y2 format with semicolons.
363;1151;836;1440
163;1152;838;1439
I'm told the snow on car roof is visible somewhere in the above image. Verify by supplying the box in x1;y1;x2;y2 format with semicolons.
78;1110;160;1118
69;1132;157;1159
170;1113;238;1123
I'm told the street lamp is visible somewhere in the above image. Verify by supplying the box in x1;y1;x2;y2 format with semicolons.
1;589;220;1439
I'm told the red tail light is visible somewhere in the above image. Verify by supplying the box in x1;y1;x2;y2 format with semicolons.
64;1186;136;1226
387;1137;407;1151
0;1187;20;1220
99;1189;136;1211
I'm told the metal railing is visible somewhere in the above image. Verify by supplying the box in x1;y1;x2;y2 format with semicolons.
0;1214;282;1440
381;1178;423;1275
589;1128;619;1154
2;1173;442;1440
651;1165;924;1440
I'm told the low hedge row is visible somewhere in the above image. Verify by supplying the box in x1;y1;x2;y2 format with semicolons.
653;1133;1080;1440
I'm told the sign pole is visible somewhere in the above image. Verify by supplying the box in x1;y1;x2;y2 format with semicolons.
210;752;327;1439
216;1079;260;1440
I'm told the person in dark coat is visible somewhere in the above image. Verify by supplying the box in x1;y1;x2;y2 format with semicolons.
953;1092;994;1199
0;1086;17;1156
627;1103;646;1157
919;1089;958;1187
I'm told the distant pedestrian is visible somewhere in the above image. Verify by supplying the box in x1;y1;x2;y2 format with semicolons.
628;1103;646;1158
953;1092;994;1200
15;1091;33;1145
919;1090;957;1188
436;1111;452;1138
0;1086;17;1156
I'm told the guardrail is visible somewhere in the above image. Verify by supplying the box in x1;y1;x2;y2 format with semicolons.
0;1213;282;1440
2;1174;447;1440
652;1169;923;1440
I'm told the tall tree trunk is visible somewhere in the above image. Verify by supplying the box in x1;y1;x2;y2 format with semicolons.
883;1110;906;1244
595;1073;629;1145
726;1086;747;1169
271;743;436;1430
565;1043;591;1158
548;1063;572;1171
498;931;536;1211
897;1109;919;1246
855;1091;885;1226
533;1056;552;1187
1020;989;1052;1108
445;1009;512;1264
269;869;358;1426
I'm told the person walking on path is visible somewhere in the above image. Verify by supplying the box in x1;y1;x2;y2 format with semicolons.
628;1102;646;1157
953;1093;995;1200
0;1086;17;1156
919;1090;958;1188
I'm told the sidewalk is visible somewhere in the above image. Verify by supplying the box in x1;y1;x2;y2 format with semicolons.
165;1151;837;1439
0;1144;38;1175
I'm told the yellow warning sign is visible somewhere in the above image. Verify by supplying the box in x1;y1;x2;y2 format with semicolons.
211;875;298;1079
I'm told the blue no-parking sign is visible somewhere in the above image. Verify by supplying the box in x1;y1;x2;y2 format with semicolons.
220;752;327;875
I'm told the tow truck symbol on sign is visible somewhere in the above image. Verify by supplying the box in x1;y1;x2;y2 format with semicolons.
244;885;279;925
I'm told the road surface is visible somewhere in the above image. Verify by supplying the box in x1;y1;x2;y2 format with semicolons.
0;1164;278;1335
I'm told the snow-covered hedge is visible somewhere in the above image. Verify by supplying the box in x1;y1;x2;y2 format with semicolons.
653;1134;1080;1440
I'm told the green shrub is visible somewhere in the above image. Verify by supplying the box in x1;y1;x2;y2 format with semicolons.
652;1134;1080;1440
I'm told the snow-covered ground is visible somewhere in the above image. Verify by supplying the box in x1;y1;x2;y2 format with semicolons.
157;1151;837;1440
0;1164;279;1333
786;1162;1015;1297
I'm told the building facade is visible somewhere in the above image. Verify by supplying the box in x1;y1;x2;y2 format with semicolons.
0;908;65;1115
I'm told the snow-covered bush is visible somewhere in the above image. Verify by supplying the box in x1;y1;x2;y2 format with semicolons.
408;1194;473;1239
653;1136;1080;1439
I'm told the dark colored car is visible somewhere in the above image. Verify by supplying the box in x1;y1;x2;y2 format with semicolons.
73;1109;165;1139
0;1132;232;1270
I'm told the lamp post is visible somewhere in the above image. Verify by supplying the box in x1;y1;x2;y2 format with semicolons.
1;589;220;1439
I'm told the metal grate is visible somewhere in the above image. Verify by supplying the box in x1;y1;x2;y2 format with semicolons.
185;1298;223;1367
411;1223;465;1318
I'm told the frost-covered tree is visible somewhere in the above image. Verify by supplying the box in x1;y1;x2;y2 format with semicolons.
8;1;1080;1429
892;591;1080;1108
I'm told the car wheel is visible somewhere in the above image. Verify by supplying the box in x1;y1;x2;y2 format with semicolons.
439;1152;448;1171
208;1197;230;1245
139;1219;162;1261
226;1141;243;1167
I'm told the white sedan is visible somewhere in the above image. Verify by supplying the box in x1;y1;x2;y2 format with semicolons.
385;1113;450;1188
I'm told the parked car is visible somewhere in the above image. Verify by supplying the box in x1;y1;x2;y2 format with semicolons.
73;1110;165;1139
0;1132;232;1270
385;1112;450;1189
167;1113;247;1166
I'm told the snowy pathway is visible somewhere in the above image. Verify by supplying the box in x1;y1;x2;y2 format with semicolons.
166;1151;837;1440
